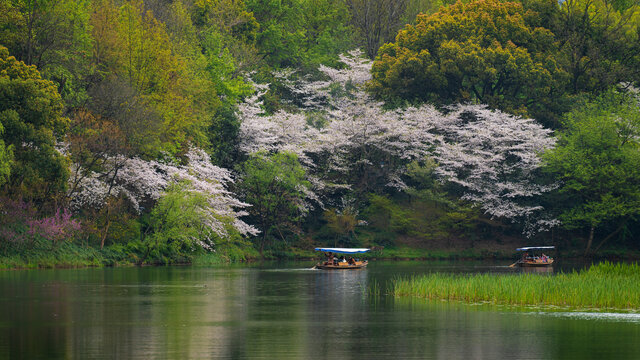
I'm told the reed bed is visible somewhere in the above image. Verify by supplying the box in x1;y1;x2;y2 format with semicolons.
392;262;640;310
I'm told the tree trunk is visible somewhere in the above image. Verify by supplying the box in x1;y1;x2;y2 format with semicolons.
100;205;111;249
594;222;625;253
260;234;266;258
584;225;595;255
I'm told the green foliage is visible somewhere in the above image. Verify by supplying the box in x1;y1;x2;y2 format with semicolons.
245;0;306;67
0;46;69;199
246;0;356;68
543;89;640;251
0;237;106;269
200;29;254;103
188;0;261;72
88;0;239;156
299;0;356;67
362;159;479;246
346;0;410;59
369;0;570;124
143;181;222;264
207;103;242;168
556;0;640;95
323;207;359;245
237;152;310;253
402;0;461;23
192;235;260;264
0;119;13;186
0;0;93;107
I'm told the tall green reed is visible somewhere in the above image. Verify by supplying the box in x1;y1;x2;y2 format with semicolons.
392;262;640;310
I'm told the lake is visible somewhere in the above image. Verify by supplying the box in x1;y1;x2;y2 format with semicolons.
1;261;639;359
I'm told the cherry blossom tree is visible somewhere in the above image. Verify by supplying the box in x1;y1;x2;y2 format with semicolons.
237;50;558;234
432;105;559;233
239;51;439;203
67;146;258;248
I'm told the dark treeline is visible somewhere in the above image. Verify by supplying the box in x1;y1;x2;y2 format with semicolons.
0;0;639;266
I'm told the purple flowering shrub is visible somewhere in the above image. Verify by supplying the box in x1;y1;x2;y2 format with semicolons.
27;208;82;244
0;197;81;248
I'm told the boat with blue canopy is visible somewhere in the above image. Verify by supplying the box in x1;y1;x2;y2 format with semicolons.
511;246;555;267
314;248;370;269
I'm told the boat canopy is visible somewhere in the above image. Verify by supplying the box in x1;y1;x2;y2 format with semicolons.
516;246;555;251
314;248;370;254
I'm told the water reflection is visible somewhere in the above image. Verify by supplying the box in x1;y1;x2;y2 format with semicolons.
0;264;638;359
519;266;554;273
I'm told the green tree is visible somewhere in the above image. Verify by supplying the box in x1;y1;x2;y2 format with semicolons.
0;0;92;106
323;207;359;246
301;0;355;66
237;152;310;255
401;0;461;24
245;0;306;67
555;0;640;95
143;181;222;264
89;0;217;156
544;90;640;254
246;0;355;68
0;120;13;186
369;0;569;125
187;0;261;72
0;46;69;200
346;0;409;59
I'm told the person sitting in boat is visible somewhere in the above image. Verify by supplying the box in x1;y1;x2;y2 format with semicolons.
542;254;548;262
348;257;355;265
325;252;333;265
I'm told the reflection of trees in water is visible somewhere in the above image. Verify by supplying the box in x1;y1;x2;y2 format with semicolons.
3;266;640;359
225;268;369;358
0;271;71;359
304;270;369;358
1;267;254;359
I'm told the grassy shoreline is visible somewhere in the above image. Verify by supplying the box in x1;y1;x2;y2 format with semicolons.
392;262;640;310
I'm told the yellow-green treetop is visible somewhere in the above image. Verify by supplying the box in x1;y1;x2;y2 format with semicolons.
369;0;569;121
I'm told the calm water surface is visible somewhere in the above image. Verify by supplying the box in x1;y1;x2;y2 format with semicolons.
0;261;638;359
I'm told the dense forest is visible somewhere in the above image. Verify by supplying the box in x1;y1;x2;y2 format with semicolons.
0;0;639;266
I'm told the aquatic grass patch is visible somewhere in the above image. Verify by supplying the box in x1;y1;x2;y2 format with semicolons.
392;262;640;310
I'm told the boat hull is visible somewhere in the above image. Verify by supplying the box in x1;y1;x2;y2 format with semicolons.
315;261;368;270
517;259;554;267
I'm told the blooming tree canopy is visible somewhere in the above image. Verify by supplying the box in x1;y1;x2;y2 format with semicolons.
67;147;258;239
237;50;558;233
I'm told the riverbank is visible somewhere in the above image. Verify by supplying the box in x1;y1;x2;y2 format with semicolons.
2;241;640;270
392;262;640;310
0;243;514;269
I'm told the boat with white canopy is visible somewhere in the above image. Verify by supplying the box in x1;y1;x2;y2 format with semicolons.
510;246;555;267
314;248;369;269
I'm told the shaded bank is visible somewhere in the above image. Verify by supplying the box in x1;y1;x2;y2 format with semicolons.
2;239;640;270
